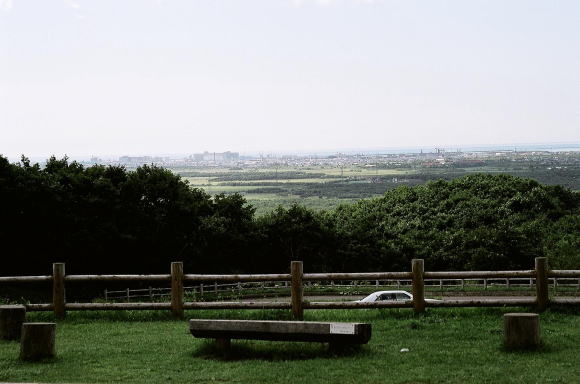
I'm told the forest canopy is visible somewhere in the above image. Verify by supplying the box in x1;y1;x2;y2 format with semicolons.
1;155;578;276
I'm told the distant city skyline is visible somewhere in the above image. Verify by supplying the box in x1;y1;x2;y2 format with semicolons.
1;1;579;159
4;140;579;163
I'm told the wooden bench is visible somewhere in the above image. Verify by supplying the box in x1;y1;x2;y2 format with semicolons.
189;319;372;350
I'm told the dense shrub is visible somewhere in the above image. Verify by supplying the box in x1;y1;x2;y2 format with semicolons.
0;156;253;275
326;174;579;271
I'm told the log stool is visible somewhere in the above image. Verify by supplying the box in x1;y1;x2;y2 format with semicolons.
0;305;26;341
20;322;56;361
504;313;540;349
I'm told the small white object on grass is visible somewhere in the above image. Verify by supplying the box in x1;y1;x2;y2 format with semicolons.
400;348;409;353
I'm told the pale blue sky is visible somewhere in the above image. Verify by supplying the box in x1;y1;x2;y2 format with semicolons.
1;0;579;157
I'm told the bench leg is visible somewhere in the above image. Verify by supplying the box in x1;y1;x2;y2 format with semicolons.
329;342;359;354
329;342;346;353
215;338;231;350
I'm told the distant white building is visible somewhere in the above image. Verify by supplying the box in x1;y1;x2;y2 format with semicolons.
192;151;239;163
118;156;166;164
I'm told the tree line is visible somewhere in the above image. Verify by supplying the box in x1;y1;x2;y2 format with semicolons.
1;155;578;277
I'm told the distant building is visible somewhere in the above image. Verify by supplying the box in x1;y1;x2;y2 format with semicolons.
118;156;165;164
191;151;239;163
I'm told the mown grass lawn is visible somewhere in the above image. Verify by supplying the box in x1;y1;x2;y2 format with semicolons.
0;308;578;383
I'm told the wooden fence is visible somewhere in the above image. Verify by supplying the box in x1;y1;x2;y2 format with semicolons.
1;257;579;319
103;277;580;302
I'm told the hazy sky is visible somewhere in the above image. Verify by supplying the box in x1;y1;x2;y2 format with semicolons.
1;0;579;158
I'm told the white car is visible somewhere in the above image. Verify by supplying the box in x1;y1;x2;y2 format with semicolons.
358;290;441;303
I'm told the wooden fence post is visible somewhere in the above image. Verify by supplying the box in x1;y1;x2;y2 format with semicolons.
52;263;66;319
291;261;303;320
412;259;425;314
171;262;184;318
535;257;549;312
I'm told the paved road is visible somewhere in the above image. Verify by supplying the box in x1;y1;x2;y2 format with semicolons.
239;294;547;303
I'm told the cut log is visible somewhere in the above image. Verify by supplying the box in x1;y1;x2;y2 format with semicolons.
0;305;26;341
504;313;540;349
20;322;56;361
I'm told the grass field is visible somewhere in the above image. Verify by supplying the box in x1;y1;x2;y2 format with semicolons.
178;166;409;214
243;195;359;215
174;162;580;214
1;308;579;383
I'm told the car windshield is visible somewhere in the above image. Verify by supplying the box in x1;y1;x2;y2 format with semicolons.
396;293;411;301
378;293;396;301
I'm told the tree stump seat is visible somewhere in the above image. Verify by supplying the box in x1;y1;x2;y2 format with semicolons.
0;305;26;341
504;313;540;349
20;322;56;361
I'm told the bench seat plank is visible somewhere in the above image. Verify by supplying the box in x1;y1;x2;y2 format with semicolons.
189;319;371;344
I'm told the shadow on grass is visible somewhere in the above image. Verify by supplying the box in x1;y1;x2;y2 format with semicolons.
25;309;296;324
192;339;369;361
500;341;558;354
6;356;61;366
545;306;580;315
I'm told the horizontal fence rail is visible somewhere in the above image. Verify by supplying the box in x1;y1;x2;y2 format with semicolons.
184;274;291;283
550;270;580;278
65;274;171;282
424;270;536;279
1;258;580;319
0;276;53;283
303;272;413;281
